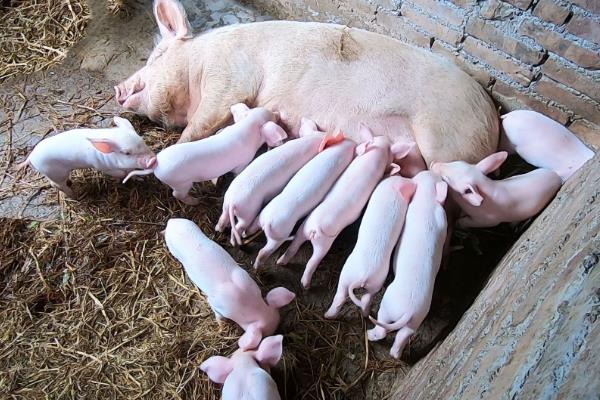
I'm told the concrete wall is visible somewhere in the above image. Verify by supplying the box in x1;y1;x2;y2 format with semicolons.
249;0;600;148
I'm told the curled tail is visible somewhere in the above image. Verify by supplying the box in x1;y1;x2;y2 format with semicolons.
17;159;30;171
348;281;367;310
368;313;411;332
122;168;154;183
229;205;242;246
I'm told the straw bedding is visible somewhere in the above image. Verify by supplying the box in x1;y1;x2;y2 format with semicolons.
0;0;90;82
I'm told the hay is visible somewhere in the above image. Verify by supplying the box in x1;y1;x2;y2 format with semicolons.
106;0;124;15
0;84;409;398
0;0;90;82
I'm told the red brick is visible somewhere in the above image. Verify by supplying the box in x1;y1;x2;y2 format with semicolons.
480;0;516;20
533;0;571;25
462;36;535;85
542;55;600;101
504;0;533;11
492;80;570;123
375;11;431;48
568;119;600;148
467;17;546;65
401;4;463;45
407;0;466;27
566;14;600;44
570;0;600;15
534;76;600;124
520;20;600;69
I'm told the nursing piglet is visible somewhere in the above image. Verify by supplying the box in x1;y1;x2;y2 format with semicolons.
324;176;416;319
501;110;593;182
278;125;415;288
216;118;328;246
200;335;284;400
123;104;287;205
253;138;355;268
430;151;561;228
17;116;156;197
164;218;295;350
367;171;448;359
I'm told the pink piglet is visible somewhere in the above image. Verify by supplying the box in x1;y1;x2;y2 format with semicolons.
164;218;295;350
252;136;356;268
17;116;156;197
430;151;562;228
200;335;284;400
123;104;287;205
278;124;415;288
324;175;417;319
216;118;327;246
501;110;593;182
367;171;448;359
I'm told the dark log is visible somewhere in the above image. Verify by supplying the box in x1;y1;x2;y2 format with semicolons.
392;153;600;399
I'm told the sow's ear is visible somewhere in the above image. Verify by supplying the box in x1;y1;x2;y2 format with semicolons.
200;356;234;384
153;0;192;40
254;335;283;369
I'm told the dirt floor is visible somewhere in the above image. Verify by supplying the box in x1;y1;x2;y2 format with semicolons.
0;1;528;399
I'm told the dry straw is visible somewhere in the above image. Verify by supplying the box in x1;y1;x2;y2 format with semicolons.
0;0;90;82
1;85;403;398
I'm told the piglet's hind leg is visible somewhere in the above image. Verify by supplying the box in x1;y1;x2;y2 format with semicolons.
301;235;335;289
390;326;414;359
171;183;200;206
324;282;349;319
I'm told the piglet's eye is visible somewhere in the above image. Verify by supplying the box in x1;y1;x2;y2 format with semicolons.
464;188;472;194
124;151;131;156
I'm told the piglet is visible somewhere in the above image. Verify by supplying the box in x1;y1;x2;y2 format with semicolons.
17;116;156;197
324;175;417;319
123;104;287;205
430;151;561;228
216;118;329;246
278;124;415;288
367;171;448;359
200;335;284;400
252;137;355;268
501;110;594;182
164;218;295;350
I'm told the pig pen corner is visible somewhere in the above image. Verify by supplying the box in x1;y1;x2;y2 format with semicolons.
1;0;599;399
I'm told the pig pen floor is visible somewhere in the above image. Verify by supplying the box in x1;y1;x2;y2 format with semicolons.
0;1;525;398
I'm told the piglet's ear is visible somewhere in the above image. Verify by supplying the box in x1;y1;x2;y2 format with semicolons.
476;151;508;175
299;117;317;137
88;138;118;154
113;116;134;131
390;142;415;160
355;142;369;156
200;356;233;384
254;335;283;369
265;287;295;309
318;131;345;152
154;0;192;40
398;180;416;202
388;163;401;176
358;123;374;142
261;121;288;147
435;181;448;204
230;103;250;122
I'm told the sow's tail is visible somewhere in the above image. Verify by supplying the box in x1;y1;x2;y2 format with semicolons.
368;313;411;332
122;168;154;183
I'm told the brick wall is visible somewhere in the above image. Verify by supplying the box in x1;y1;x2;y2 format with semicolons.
250;0;600;147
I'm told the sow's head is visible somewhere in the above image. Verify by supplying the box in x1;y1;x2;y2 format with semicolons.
115;0;192;127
